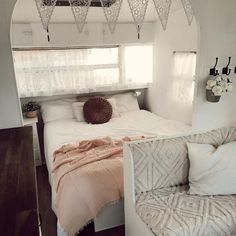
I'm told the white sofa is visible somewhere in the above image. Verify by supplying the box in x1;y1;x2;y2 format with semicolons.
124;127;236;236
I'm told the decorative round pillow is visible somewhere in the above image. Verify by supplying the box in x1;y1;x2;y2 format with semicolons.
83;97;113;124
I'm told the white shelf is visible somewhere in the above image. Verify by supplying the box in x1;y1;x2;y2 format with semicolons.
23;116;42;166
23;116;38;126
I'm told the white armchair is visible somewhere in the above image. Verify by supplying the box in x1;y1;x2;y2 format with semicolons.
124;127;236;236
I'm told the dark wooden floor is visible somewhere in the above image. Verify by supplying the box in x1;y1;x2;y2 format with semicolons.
36;165;125;236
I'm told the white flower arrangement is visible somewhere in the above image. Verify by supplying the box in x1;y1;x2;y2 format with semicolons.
206;75;233;96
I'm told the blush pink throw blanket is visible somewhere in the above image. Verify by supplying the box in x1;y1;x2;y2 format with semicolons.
52;136;144;236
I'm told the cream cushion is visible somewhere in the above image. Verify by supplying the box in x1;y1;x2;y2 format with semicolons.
72;102;85;122
136;185;236;236
41;98;76;123
187;141;236;195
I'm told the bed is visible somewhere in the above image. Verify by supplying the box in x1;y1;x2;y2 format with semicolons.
41;93;191;236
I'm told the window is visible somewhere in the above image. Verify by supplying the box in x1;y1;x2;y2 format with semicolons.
167;51;197;124
171;51;196;105
13;45;153;97
123;45;153;85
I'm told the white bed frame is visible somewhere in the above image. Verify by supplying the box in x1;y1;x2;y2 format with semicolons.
57;200;124;235
51;183;124;235
123;144;154;236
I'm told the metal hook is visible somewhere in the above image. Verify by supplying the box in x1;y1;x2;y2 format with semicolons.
209;57;219;76
222;56;231;75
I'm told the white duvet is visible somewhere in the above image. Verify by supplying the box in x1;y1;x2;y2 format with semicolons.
44;110;191;175
44;109;191;235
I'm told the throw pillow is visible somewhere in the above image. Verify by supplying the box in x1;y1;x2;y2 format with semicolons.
83;97;112;124
187;141;236;195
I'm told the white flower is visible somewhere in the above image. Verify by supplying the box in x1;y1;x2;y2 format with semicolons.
216;76;222;82
227;83;233;92
206;85;212;90
219;81;228;91
212;85;223;96
207;79;217;87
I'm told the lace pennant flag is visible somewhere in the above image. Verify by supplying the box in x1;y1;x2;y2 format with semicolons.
35;0;57;30
128;0;150;35
153;0;172;30
69;0;92;33
100;0;123;34
181;0;194;25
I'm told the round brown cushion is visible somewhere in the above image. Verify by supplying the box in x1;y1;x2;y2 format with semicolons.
83;97;112;124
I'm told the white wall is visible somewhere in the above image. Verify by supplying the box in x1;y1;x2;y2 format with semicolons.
192;0;236;130
11;22;155;47
0;0;22;129
144;9;198;125
1;0;236;130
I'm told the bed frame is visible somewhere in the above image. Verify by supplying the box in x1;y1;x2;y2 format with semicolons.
94;199;124;231
57;200;124;235
52;179;124;235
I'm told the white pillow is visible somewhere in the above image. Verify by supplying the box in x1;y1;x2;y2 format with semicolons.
112;92;140;114
187;141;236;196
41;99;75;123
72;98;120;122
108;98;120;118
72;102;85;122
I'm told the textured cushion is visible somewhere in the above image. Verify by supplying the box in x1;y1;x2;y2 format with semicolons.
130;127;236;194
73;98;120;123
136;185;236;236
83;97;112;124
187;141;236;196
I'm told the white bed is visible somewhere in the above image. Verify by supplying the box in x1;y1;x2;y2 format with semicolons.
43;109;191;235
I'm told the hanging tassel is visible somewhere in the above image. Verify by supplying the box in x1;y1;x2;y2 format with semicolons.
138;25;140;39
47;27;50;42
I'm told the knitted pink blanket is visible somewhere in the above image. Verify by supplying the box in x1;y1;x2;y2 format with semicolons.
52;136;144;236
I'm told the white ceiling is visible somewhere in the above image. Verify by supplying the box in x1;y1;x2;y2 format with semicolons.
12;0;183;23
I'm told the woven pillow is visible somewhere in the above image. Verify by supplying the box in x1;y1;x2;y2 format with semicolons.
83;97;112;124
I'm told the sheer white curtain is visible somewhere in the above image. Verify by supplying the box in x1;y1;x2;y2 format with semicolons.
13;48;119;97
166;52;196;124
13;45;153;98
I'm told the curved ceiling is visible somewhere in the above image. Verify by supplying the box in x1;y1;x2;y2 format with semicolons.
12;0;183;23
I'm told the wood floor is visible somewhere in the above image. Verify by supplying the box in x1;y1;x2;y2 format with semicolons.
36;165;125;236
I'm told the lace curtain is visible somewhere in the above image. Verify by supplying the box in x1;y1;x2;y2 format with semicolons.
13;47;120;97
167;52;196;124
13;46;152;97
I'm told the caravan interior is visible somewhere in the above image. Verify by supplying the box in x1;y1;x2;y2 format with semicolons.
0;0;236;236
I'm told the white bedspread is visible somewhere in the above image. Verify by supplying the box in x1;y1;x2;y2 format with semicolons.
44;110;191;234
44;110;191;175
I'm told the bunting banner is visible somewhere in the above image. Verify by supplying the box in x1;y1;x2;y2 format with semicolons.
100;0;123;34
153;0;172;30
181;0;194;25
35;0;57;30
128;0;150;34
69;0;92;33
35;0;195;35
